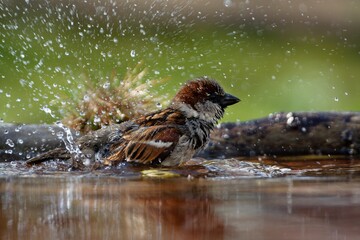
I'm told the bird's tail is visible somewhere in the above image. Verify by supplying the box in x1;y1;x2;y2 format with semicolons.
26;147;71;164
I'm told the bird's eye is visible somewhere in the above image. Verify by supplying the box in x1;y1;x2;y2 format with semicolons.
214;92;224;97
207;93;219;101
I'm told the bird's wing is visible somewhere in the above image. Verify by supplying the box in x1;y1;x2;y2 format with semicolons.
104;126;182;165
26;147;71;164
26;124;124;164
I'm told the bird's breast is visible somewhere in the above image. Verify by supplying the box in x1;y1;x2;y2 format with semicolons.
185;119;212;149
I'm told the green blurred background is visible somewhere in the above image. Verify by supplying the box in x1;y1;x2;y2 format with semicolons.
1;0;359;124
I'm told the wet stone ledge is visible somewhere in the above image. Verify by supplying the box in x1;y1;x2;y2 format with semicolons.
1;112;360;162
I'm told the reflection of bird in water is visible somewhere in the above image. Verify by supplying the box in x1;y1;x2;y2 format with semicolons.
27;77;239;168
120;181;226;240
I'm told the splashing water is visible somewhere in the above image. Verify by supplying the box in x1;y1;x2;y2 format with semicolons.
55;121;83;161
40;102;85;166
40;106;57;118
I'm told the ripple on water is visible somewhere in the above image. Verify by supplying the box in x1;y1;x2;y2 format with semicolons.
0;155;359;179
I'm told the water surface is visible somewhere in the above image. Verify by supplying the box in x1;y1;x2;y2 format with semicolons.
1;157;360;240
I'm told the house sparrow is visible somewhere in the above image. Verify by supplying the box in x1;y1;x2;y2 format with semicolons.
27;77;240;167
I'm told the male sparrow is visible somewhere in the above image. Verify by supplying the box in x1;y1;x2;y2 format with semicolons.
27;77;240;167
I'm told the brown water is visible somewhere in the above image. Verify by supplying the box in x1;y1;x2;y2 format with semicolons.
1;156;360;240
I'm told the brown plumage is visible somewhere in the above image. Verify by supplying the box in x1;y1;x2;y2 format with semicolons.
27;77;240;167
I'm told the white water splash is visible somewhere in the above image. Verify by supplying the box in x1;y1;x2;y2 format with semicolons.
55;121;83;159
40;105;56;118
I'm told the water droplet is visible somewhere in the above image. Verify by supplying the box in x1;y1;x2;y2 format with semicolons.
19;79;27;86
156;103;162;108
103;82;110;89
271;75;276;80
222;134;230;139
334;97;339;102
56;131;64;138
224;0;232;7
17;139;24;144
286;112;295;126
5;149;13;154
94;115;101;123
40;105;56;118
6;139;15;148
130;50;136;57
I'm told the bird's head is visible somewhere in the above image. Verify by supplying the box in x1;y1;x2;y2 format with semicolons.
171;77;240;123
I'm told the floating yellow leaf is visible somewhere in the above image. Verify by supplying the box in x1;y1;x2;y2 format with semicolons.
141;169;180;178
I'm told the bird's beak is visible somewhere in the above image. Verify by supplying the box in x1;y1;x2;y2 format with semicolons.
219;93;240;108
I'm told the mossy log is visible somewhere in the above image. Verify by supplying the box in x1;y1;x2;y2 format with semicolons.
1;112;359;162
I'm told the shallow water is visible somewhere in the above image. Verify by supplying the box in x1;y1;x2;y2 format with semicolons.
1;176;360;240
1;156;360;240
